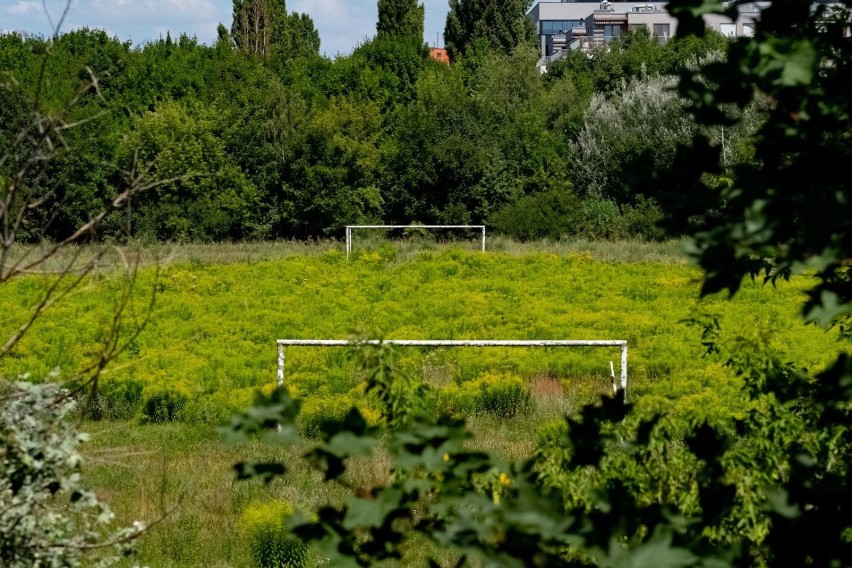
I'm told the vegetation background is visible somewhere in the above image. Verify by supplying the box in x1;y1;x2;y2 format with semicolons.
1;0;850;566
0;0;735;244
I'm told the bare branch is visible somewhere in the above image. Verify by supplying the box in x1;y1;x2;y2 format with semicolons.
2;173;199;282
0;248;104;358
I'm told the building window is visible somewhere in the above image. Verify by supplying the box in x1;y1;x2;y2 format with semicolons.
540;20;584;35
742;23;755;37
604;24;623;38
653;23;670;38
720;23;737;37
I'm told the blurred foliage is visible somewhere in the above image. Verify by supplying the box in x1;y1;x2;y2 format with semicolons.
0;382;143;567
225;0;852;565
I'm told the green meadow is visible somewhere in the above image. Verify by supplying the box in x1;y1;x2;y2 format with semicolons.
0;240;843;566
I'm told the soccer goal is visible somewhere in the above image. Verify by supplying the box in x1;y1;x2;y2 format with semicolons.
276;339;629;395
345;225;486;259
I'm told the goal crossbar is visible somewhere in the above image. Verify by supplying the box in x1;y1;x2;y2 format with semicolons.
345;225;486;259
276;339;628;394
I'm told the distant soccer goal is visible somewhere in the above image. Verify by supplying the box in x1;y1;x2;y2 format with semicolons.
345;225;486;259
276;339;629;395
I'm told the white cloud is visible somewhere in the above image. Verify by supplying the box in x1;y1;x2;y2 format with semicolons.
5;1;44;16
84;0;219;25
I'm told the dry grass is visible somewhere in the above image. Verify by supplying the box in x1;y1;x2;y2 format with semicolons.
8;237;689;276
84;421;349;567
82;380;596;567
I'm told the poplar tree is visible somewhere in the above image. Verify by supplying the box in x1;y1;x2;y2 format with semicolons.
286;12;321;58
231;0;287;57
231;0;318;59
377;0;425;45
444;0;535;61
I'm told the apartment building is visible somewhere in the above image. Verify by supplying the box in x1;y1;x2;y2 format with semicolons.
528;1;768;66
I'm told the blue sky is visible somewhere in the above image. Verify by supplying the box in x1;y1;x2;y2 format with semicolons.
0;0;452;56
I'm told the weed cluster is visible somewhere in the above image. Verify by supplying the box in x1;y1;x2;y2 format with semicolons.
437;372;532;419
239;501;309;568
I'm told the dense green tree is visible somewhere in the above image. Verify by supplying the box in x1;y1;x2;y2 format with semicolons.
121;101;262;241
285;12;320;59
444;0;536;61
1;4;733;242
231;1;319;61
377;0;425;46
547;27;728;94
351;36;428;106
215;23;232;50
231;0;287;56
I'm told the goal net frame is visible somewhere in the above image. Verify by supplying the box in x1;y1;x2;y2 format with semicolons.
345;225;486;259
276;339;629;395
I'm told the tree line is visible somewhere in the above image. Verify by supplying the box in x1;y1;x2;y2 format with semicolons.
1;0;734;243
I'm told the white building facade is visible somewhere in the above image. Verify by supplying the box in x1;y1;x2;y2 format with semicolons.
528;1;769;67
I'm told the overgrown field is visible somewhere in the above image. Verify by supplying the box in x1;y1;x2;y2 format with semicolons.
1;241;844;566
0;241;839;422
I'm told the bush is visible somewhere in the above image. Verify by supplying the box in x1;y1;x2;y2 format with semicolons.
575;197;629;240
0;381;141;567
140;382;190;423
475;373;532;419
439;373;531;419
183;387;256;424
298;395;356;438
239;501;308;568
490;189;582;241
84;377;145;420
621;195;665;240
491;190;664;241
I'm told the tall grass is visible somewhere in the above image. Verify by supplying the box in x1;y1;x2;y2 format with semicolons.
0;243;840;423
1;241;844;566
6;237;688;273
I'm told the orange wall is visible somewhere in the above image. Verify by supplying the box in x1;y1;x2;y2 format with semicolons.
429;47;449;64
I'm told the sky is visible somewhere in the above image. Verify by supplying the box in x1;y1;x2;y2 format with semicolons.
0;0;453;56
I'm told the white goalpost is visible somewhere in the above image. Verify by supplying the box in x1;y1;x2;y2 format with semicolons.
276;339;629;395
345;225;486;259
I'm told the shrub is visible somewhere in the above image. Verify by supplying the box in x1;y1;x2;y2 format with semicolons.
439;373;531;419
183;387;256;424
0;381;142;567
621;195;665;240
239;500;308;568
140;382;190;423
84;377;145;420
489;189;583;241
575;197;629;240
491;190;664;242
475;373;532;419
298;395;356;438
